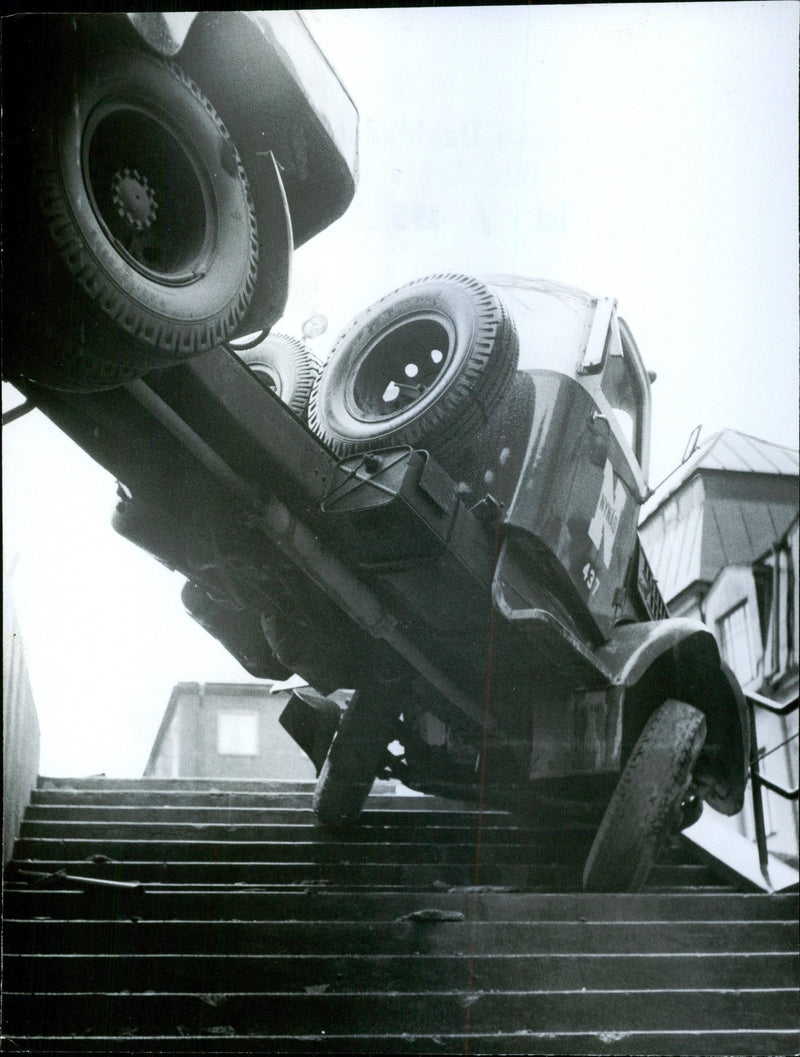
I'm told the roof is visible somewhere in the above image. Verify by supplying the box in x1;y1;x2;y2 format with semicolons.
642;429;798;522
638;430;799;607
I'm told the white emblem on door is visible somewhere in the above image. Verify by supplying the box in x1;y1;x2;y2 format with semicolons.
588;459;626;568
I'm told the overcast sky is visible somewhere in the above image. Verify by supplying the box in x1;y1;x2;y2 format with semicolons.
3;3;798;777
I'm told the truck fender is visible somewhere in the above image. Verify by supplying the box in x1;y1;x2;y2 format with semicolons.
596;619;750;816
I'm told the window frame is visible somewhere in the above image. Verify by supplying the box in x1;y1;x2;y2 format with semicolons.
216;709;260;757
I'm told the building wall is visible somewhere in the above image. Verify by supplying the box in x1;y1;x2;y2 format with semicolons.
700;525;799;865
3;592;41;863
704;566;763;689
641;454;798;868
145;683;317;780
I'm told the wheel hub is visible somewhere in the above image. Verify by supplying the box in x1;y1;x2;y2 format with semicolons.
111;168;158;232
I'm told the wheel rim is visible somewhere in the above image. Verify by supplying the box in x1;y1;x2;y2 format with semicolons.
347;315;455;421
82;100;216;286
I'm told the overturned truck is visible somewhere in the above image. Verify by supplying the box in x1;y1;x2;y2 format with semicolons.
3;12;749;891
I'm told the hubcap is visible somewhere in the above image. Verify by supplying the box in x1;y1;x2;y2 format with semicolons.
350;317;454;420
111;169;158;232
83;101;215;285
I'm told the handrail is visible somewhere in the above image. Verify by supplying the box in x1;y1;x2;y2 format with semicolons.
746;688;799;717
745;691;799;890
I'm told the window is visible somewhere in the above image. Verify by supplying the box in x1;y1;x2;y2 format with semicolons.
217;710;259;756
600;332;640;455
718;600;759;685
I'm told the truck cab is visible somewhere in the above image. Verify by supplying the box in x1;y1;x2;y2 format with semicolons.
490;277;652;643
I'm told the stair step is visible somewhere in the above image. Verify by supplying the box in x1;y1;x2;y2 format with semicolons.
7;857;719;889
6;989;797;1037
7;889;790;922
37;777;321;792
6;950;796;993
5;777;795;1051
6;1029;799;1055
24;803;553;825
30;789;480;812
13;836;598;864
18;819;589;842
6;918;794;955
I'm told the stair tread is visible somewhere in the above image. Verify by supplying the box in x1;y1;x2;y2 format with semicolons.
7;1030;799;1055
5;988;797;1036
5;777;796;1051
5;889;795;922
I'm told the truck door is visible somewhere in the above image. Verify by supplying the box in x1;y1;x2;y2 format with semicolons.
562;302;651;639
490;281;652;645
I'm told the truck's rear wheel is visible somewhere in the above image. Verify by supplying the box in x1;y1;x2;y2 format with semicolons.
313;686;399;828
308;274;518;471
234;333;321;417
8;45;258;390
582;700;707;892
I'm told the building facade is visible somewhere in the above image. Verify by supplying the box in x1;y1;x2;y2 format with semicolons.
639;430;798;864
144;681;317;781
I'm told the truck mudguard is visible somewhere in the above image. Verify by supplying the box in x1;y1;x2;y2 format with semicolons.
597;619;750;815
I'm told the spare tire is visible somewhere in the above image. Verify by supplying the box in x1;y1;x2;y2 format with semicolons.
235;333;321;416
6;42;259;390
308;274;518;467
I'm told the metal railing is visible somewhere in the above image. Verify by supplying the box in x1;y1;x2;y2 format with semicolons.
746;689;799;890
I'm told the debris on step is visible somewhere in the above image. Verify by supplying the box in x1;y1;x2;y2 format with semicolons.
398;908;466;923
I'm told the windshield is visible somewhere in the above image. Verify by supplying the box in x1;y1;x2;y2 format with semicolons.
599;320;640;453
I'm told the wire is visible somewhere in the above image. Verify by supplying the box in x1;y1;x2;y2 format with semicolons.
757;731;799;763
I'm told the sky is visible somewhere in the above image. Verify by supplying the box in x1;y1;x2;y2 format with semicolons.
3;3;798;777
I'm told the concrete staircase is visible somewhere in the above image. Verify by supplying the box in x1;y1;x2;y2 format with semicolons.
2;776;798;1054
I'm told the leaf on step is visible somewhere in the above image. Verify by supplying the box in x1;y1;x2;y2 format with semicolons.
303;984;330;994
87;854;114;863
200;994;229;1007
206;1025;236;1036
398;909;465;923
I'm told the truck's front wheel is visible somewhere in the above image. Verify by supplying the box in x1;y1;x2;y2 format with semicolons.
582;699;707;892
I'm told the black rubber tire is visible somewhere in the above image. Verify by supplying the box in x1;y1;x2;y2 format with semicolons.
235;333;321;416
15;45;258;387
313;687;399;828
582;700;707;893
308;274;518;464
